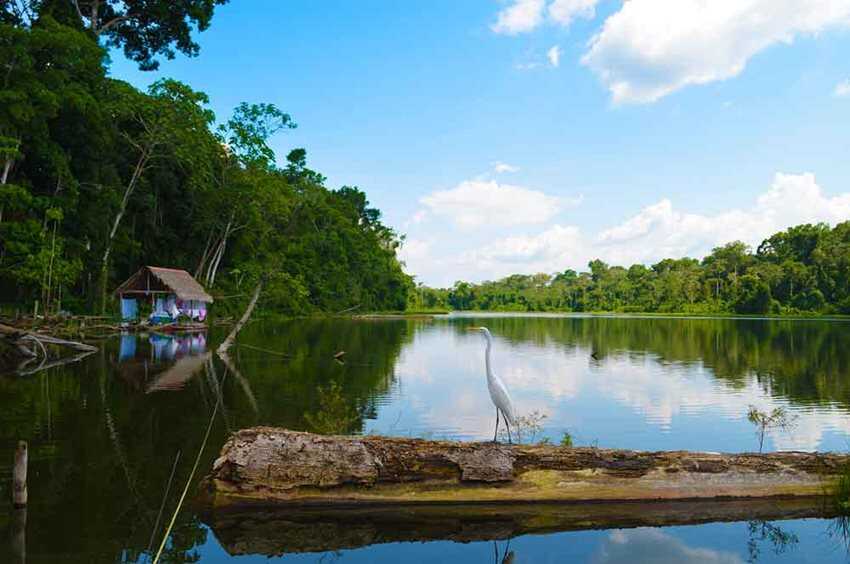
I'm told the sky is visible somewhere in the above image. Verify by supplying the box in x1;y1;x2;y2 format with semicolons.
109;0;850;287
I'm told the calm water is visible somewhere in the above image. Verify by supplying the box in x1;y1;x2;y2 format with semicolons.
2;314;850;562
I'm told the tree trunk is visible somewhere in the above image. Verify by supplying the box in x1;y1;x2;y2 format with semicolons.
206;213;234;287
216;279;264;361
100;149;149;313
195;229;215;278
1;156;12;185
203;428;850;510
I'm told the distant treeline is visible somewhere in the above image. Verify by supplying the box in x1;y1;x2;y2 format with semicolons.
0;2;412;316
411;222;850;315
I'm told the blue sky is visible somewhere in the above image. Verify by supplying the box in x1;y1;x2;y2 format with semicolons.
110;0;850;287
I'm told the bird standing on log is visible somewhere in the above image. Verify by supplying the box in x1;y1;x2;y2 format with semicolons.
470;326;516;443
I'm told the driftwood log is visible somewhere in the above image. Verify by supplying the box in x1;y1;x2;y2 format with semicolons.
200;428;850;556
0;323;97;374
202;428;850;508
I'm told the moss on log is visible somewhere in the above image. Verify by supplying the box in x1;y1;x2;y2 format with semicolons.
201;428;849;510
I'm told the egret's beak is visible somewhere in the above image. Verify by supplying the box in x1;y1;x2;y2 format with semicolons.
466;326;480;332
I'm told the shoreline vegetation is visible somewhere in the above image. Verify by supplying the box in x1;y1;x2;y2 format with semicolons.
2;9;848;323
1;4;411;322
410;223;850;318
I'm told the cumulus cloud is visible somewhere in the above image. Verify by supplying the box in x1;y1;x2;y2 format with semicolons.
418;172;850;284
834;79;850;97
493;161;520;174
548;0;599;27
420;179;566;229
594;172;850;265
461;224;586;280
547;45;562;67
582;0;850;104
402;210;428;229
493;0;599;34
492;0;546;35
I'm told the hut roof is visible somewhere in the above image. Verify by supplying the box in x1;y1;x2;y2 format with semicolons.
115;266;214;303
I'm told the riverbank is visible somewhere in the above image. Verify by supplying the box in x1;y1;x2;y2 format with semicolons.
446;309;850;321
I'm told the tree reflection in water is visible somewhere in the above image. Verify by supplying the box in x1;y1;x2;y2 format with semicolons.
746;521;799;563
1;315;849;562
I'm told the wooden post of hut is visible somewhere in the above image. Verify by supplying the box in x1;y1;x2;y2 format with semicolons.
114;266;214;328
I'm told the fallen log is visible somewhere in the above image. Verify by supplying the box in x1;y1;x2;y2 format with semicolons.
202;428;850;510
0;323;97;374
0;323;97;353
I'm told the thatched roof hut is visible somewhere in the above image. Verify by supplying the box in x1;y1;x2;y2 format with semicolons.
115;266;214;303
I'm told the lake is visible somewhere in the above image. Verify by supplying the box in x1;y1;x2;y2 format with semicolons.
2;313;850;562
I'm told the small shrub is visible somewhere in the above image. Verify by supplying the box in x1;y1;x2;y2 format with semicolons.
560;432;573;448
501;410;547;444
747;405;797;453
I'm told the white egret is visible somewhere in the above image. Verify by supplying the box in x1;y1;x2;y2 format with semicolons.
470;326;516;443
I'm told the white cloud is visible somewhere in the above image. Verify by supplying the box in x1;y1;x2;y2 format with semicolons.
420;179;566;229
594;172;850;265
547;45;562;67
398;238;431;265
834;79;850;97
492;0;546;35
493;161;520;174
461;224;585;280
408;210;428;225
492;0;598;35
548;0;599;27
582;0;850;104
413;172;850;285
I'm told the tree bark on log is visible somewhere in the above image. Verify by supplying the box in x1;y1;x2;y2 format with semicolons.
202;428;850;510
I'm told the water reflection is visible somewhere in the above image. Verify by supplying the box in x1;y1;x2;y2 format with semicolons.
198;516;849;563
115;332;210;393
1;315;850;562
370;315;850;452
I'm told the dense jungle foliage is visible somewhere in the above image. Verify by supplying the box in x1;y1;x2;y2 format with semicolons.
0;0;412;316
411;223;850;315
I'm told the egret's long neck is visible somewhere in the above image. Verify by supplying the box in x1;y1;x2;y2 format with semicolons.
484;334;493;378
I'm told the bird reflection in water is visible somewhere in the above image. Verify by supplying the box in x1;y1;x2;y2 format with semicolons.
494;539;515;564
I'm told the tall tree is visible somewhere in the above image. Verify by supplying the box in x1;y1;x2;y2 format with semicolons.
68;0;228;69
98;78;215;310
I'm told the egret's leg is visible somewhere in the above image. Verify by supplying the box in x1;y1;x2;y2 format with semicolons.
502;412;512;444
493;408;500;443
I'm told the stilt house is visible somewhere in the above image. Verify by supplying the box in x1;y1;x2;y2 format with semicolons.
115;266;214;323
